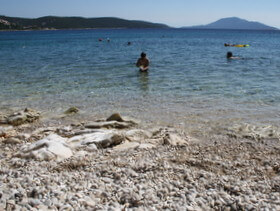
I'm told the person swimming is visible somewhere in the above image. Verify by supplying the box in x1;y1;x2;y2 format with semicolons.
227;51;233;58
227;51;240;59
224;43;233;47
136;52;149;72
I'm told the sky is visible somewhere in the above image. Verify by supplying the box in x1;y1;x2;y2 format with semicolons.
1;0;280;28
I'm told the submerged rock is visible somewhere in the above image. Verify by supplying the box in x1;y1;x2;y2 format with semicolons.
84;121;135;129
64;107;79;115
106;113;124;122
5;108;41;126
84;113;137;129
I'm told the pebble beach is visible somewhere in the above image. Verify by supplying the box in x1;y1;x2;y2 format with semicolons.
1;108;280;210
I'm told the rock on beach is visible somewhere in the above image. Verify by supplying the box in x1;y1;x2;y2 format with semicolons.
68;130;124;149
15;134;73;161
3;108;41;126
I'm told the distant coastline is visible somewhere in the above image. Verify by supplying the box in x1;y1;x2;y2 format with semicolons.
0;16;169;31
1;15;279;31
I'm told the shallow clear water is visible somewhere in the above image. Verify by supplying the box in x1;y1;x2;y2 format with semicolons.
1;29;280;137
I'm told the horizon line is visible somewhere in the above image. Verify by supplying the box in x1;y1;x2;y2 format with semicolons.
0;14;279;30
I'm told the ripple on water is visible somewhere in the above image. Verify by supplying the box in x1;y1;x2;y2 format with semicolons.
0;29;280;138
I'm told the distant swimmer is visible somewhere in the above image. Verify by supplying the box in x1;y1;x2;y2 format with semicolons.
227;51;240;59
107;38;110;42
127;41;132;45
224;43;233;47
136;52;149;72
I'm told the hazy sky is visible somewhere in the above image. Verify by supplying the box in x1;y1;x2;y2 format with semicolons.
1;0;279;28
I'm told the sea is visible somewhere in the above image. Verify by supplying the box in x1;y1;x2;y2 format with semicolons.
1;28;280;139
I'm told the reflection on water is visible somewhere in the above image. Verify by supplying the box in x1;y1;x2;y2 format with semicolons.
138;71;149;93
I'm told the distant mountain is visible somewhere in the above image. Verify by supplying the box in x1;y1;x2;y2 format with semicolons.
0;16;169;30
184;17;278;30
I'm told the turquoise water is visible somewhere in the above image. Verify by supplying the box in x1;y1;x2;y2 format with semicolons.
1;29;280;137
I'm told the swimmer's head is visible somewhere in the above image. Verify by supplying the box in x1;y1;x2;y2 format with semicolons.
141;52;146;58
227;51;233;59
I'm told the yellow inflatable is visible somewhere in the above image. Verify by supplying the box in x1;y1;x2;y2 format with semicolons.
224;43;250;47
233;44;250;47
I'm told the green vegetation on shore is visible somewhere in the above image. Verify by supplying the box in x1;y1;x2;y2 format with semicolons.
0;15;169;30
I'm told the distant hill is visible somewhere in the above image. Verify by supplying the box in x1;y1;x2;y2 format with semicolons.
0;18;21;30
184;17;278;30
0;16;169;30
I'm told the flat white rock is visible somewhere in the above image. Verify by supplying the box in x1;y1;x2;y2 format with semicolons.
16;134;73;161
67;130;123;149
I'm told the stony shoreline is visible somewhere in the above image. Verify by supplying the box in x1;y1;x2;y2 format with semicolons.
0;108;280;210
